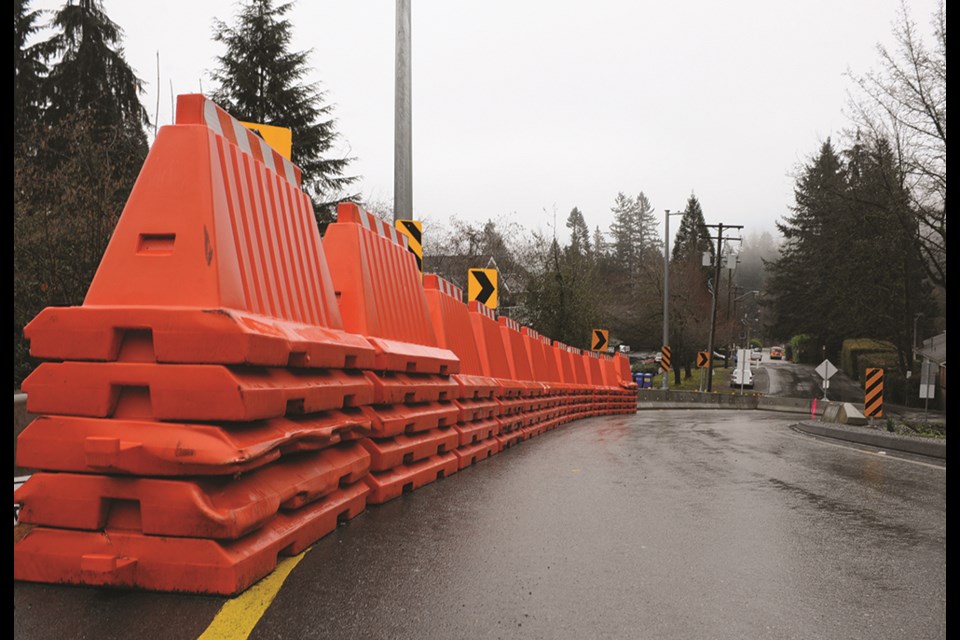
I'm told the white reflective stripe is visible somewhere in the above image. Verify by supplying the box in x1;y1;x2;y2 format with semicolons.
232;120;252;156
203;99;224;136
358;210;372;231
259;139;277;174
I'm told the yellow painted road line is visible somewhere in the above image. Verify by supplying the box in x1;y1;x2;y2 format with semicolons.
198;549;308;640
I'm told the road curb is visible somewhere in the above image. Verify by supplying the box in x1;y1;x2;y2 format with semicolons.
792;420;946;460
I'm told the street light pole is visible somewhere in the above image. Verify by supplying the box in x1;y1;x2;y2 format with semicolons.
661;208;682;390
394;0;412;222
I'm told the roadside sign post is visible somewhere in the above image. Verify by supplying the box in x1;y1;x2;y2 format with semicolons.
815;359;838;401
919;359;936;421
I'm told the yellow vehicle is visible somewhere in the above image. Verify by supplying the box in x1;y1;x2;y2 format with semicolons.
770;346;783;360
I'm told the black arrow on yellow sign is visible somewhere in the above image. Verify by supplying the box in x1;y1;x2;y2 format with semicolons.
468;268;498;308
395;220;423;278
591;329;608;351
697;351;710;368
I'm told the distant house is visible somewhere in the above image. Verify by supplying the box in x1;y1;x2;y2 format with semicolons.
915;331;946;410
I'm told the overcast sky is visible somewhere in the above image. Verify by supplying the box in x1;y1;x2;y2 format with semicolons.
29;0;943;245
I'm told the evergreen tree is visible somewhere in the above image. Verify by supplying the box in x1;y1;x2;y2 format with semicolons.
766;140;846;349
37;0;149;136
631;191;661;260
671;193;712;267
14;0;47;151
15;0;149;387
609;192;639;275
210;0;356;228
766;136;933;365
565;207;591;258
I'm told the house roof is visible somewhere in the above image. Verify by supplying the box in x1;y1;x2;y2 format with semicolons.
916;331;946;366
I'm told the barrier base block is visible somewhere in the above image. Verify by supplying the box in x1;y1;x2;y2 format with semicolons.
363;453;458;505
13;482;369;596
453;439;500;469
360;428;459;472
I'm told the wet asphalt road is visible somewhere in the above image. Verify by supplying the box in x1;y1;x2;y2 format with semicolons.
15;409;946;640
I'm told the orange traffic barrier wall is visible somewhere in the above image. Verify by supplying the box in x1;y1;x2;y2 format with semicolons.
423;274;498;399
23;94;373;371
15;410;370;476
14;92;638;597
467;300;520;399
14;481;369;595
322;203;458;375
16;443;370;539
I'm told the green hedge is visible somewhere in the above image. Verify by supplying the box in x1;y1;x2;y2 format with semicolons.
842;338;897;380
788;334;818;364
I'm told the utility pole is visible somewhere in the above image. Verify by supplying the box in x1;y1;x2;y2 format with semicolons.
394;0;412;222
705;223;742;391
661;208;682;390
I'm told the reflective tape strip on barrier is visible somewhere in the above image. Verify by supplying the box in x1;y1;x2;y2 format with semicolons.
16;443;370;539
14;481;369;596
22;362;374;422
14;410;370;476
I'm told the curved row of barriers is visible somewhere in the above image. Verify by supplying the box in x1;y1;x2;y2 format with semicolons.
13;95;637;596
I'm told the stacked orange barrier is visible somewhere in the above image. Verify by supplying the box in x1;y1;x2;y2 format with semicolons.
14;93;637;597
15;94;373;595
423;275;501;469
467;300;526;449
323;203;460;503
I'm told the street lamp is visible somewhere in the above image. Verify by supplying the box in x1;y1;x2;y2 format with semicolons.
661;208;683;390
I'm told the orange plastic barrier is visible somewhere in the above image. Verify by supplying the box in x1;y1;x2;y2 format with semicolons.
423;274;498;399
15;410;369;476
363;453;459;505
22;362;373;421
359;402;459;438
23;94;374;371
453;397;499;423
14;481;368;595
467;301;521;398
360;428;459;472
453;416;501;447
364;371;458;404
498;316;546;403
322;203;459;375
453;439;499;469
16;443;370;539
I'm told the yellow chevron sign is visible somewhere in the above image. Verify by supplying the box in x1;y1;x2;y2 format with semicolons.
468;268;498;309
395;219;422;280
697;351;711;368
239;121;292;160
591;329;609;352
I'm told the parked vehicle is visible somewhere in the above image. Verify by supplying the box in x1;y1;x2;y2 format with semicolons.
731;364;754;388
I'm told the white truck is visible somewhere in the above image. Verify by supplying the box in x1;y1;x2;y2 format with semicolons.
731;349;754;389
